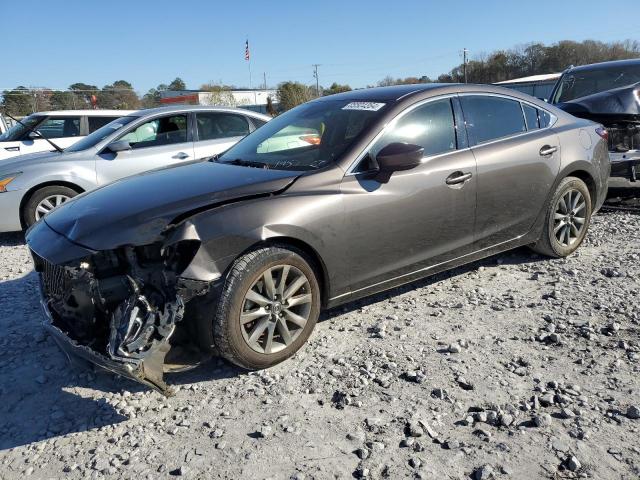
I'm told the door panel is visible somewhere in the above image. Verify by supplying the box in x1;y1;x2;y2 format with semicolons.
472;130;560;247
95;142;195;185
342;149;477;292
193;136;244;159
96;113;195;185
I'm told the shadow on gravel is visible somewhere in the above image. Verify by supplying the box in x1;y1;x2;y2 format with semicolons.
0;270;242;451
0;232;25;247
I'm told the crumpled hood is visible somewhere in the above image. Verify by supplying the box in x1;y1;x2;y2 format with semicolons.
555;82;640;123
44;161;300;250
0;149;65;170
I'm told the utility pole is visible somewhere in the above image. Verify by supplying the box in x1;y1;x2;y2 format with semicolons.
263;72;267;90
463;48;468;84
312;64;321;97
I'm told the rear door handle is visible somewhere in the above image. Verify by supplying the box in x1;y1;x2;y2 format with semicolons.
539;145;558;156
4;146;19;152
172;152;190;159
446;171;473;185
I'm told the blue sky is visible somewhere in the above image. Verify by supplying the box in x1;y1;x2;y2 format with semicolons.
2;0;638;93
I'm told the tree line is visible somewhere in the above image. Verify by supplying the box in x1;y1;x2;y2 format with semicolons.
2;39;639;116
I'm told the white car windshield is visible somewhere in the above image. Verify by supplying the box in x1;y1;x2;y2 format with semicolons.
65;116;139;152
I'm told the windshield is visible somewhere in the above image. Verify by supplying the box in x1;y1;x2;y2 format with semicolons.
0;114;43;141
552;64;640;103
65;115;139;152
217;100;387;170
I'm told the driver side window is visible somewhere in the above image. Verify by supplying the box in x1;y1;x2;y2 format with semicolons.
358;98;457;171
120;114;188;149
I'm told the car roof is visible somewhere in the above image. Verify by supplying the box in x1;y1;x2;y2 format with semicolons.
565;58;640;74
314;82;543;104
133;105;271;120
33;110;135;116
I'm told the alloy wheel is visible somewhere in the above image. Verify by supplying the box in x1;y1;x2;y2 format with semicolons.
35;194;70;221
553;188;586;247
240;264;313;354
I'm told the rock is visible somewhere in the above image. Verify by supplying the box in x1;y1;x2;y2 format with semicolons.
534;413;552;428
565;456;581;472
257;425;273;438
627;405;640;420
448;343;462;353
355;447;370;460
499;413;514;427
474;464;494;480
409;457;422;469
406;420;424;438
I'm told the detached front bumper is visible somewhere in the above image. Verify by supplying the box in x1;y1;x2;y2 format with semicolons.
28;219;211;396
39;281;174;395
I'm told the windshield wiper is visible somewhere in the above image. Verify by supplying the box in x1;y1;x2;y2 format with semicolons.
4;112;64;153
220;158;271;169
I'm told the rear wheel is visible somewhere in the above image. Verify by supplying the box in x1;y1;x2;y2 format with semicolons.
210;246;321;370
531;176;592;257
23;186;78;229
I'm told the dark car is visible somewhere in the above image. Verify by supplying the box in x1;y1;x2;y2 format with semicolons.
550;58;640;181
26;84;610;394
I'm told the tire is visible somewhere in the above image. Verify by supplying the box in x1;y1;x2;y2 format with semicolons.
23;185;78;229
530;176;592;258
209;246;321;370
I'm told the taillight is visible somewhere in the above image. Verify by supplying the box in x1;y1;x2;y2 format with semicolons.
595;126;609;142
299;134;321;145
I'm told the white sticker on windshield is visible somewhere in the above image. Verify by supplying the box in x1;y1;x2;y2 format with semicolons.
342;102;385;111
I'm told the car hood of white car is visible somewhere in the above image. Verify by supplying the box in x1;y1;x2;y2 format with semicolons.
0;150;68;172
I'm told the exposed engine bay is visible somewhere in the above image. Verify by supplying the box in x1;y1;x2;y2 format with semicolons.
32;240;211;395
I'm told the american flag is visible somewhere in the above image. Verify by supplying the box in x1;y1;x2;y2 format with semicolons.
245;40;250;61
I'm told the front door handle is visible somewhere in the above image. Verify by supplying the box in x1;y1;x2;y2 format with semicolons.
539;145;558;156
446;171;473;185
4;146;19;152
173;152;190;159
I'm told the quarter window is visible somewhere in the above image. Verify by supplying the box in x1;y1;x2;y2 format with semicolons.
88;116;119;133
523;104;540;130
196;113;250;141
372;98;457;158
460;96;526;144
539;110;552;128
120;114;188;149
36;116;81;139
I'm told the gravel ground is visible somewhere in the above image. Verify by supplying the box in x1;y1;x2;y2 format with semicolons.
0;206;639;479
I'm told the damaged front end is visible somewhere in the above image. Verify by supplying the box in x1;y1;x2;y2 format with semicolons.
31;238;211;396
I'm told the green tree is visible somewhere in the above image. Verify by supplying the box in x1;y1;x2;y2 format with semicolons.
69;83;99;109
323;82;352;96
276;82;314;111
1;86;34;116
97;80;140;110
168;77;186;91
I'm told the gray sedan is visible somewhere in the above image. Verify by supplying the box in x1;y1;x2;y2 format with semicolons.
26;84;609;394
0;105;270;232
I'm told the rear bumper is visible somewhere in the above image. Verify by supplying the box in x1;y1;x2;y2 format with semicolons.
0;189;24;232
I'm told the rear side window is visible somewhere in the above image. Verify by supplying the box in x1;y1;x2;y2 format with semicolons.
251;118;268;129
36;116;81;139
196;113;250;141
372;98;457;158
460;96;526;144
523;104;540;130
88;116;119;133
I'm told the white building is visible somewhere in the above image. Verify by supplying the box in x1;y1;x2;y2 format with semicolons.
160;89;278;113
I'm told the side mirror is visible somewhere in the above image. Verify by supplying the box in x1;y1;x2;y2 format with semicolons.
373;142;423;183
106;140;131;153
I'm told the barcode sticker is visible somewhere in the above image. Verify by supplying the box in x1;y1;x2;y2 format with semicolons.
342;102;386;111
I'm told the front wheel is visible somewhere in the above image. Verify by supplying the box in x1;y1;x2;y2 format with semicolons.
23;185;78;229
530;176;592;258
209;246;321;370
